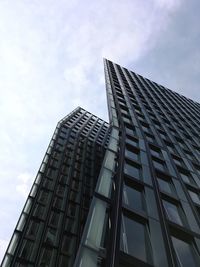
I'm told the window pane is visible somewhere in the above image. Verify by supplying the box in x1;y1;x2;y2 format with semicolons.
124;162;140;179
180;172;191;183
126;135;138;147
61;235;76;254
189;190;200;205
172;237;199;267
123;185;144;211
26;220;39;238
18;240;34;261
125;125;135;136
157;178;172;194
121;216;148;262
125;148;139;161
153;159;165;171
163;200;183;226
39;247;55;266
45;228;57;246
150;148;160;157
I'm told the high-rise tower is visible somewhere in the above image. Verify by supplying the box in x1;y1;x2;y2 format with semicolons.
1;107;111;267
2;59;200;267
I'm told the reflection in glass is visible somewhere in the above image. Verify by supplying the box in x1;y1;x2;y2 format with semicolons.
188;190;200;205
153;159;165;171
157;178;172;194
172;237;199;267
125;148;139;161
121;216;150;262
123;185;143;211
180;172;191;184
124;162;140;179
163;200;183;226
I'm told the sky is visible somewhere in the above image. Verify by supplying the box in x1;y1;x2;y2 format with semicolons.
0;0;200;261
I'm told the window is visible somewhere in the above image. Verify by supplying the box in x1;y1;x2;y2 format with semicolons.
150;147;160;158
126;135;138;147
157;178;173;195
193;164;200;176
124;161;140;180
188;190;200;205
158;130;167;139
123;185;144;211
123;117;131;124
68;203;78;217
18;240;34;260
152;158;166;172
26;220;40;239
61;234;76;254
39;247;55;266
125;146;139;162
49;211;61;227
172;236;200;267
184;150;194;161
125;124;135;136
173;156;184;167
145;133;154;143
45;227;57;246
33;204;46;220
38;190;49;205
164;141;175;154
53;197;63;210
121;215;151;263
179;171;193;185
163;200;183;226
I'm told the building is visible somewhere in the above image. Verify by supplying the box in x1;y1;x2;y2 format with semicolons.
1;107;111;267
2;59;200;267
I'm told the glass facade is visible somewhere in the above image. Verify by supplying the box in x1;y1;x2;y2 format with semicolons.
1;107;111;267
2;59;200;267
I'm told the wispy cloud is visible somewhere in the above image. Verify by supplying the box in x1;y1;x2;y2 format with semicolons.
0;239;8;262
16;172;33;197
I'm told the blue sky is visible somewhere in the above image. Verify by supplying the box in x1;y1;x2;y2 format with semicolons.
0;0;200;260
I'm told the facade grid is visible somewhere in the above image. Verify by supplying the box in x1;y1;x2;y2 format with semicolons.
2;59;200;267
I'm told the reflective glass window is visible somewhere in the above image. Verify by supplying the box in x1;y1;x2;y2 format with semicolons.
179;172;192;184
157;178;172;194
172;237;200;267
125;125;135;136
45;227;57;245
188;190;200;205
39;247;55;266
124;162;140;179
61;235;76;254
121;216;151;263
123;185;144;211
153;159;166;172
26;220;40;238
125;147;139;162
150;148;160;158
126;135;138;147
49;211;60;227
163;200;183;226
18;240;34;260
173;157;183;167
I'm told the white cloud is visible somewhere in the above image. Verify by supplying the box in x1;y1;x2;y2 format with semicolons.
16;184;29;198
17;172;32;184
16;172;33;197
153;0;181;10
0;239;8;262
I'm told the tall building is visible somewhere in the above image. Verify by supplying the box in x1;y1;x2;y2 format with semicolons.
1;107;111;267
2;59;200;267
